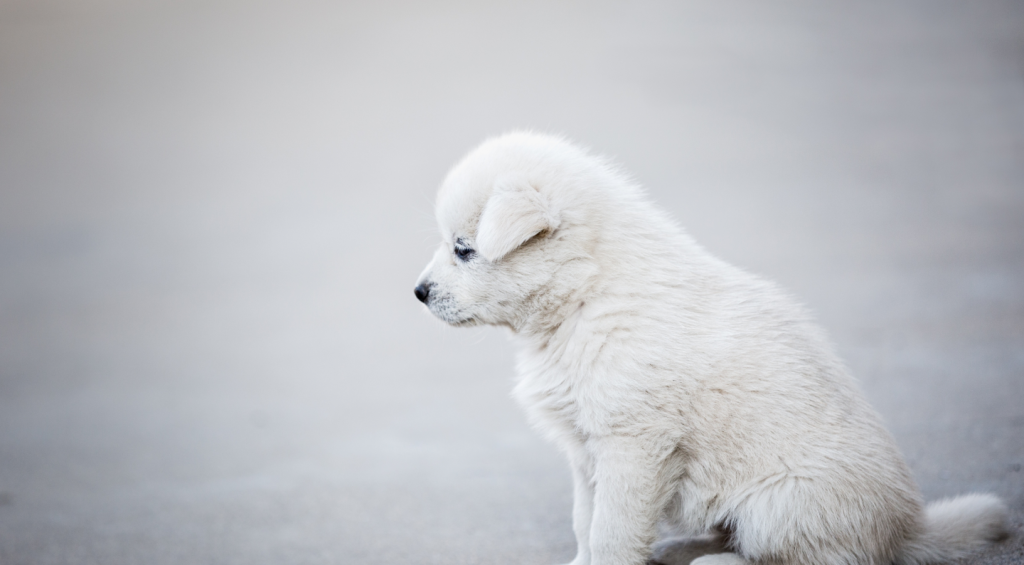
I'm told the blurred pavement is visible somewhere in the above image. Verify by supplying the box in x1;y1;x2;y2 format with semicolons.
0;1;1022;563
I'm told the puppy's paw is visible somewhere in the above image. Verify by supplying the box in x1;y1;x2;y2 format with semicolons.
689;553;749;565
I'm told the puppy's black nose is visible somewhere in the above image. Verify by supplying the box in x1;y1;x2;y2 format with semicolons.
414;282;431;304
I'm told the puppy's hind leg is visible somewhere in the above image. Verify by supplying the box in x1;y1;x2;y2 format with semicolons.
689;554;750;565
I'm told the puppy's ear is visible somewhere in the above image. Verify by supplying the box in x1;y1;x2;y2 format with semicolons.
476;177;557;262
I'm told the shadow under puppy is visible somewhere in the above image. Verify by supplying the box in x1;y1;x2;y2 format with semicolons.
414;132;1007;565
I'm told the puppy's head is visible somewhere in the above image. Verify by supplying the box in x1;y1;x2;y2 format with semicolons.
415;133;597;331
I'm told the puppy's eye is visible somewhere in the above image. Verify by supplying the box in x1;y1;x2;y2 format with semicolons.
454;246;475;262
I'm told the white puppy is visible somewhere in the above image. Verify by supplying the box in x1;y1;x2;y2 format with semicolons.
414;133;1007;565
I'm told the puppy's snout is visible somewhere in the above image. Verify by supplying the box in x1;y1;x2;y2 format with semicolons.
414;281;432;304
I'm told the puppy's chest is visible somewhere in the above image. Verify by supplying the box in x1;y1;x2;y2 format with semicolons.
512;360;603;440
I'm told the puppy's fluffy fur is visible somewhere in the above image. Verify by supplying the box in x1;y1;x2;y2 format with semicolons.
415;133;1007;565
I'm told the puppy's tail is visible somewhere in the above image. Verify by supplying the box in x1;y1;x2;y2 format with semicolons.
896;493;1009;565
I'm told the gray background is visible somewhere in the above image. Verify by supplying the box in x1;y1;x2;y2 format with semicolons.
0;1;1022;563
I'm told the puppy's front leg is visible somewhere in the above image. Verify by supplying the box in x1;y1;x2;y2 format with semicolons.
588;438;667;565
566;448;595;565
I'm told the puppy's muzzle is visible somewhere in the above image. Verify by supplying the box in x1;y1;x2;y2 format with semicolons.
414;281;432;304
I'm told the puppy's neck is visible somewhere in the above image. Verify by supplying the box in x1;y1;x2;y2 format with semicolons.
510;263;598;347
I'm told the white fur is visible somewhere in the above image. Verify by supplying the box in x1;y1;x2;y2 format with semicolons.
416;132;1008;565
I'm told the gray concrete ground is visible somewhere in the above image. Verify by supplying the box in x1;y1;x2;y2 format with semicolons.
0;1;1022;563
